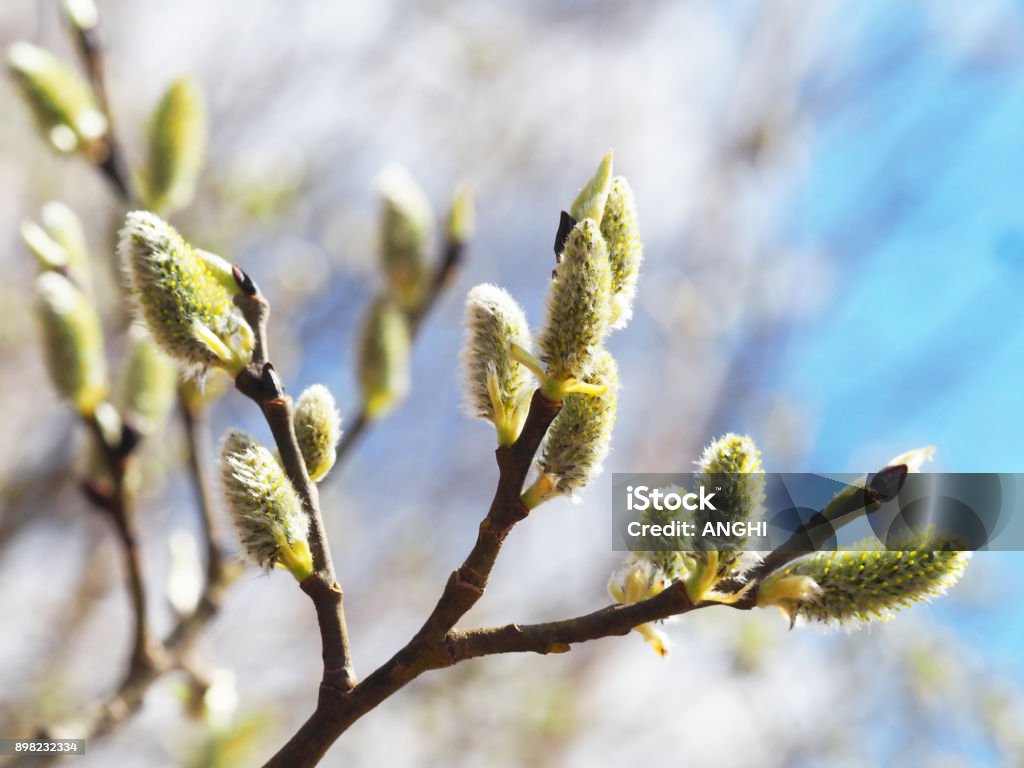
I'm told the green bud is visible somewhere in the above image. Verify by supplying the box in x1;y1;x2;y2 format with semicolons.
694;434;765;576
537;349;618;499
446;184;475;245
7;42;107;155
569;151;613;224
600;177;643;330
220;429;313;582
358;295;411;419
461;283;534;445
34;271;108;415
62;0;99;32
378;164;433;310
539;219;612;382
21;201;93;292
761;539;971;627
142;76;207;215
120;325;179;435
294;384;342;483
119;211;254;377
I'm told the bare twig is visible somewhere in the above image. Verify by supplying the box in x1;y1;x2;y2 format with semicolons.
262;388;561;767
65;10;132;201
232;269;356;692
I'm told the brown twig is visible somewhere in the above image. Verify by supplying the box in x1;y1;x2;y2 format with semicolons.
82;411;154;678
179;389;226;588
262;388;561;767
232;269;356;693
65;9;132;201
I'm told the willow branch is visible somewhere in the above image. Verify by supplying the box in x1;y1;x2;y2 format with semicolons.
446;581;699;660
179;390;226;588
232;269;356;692
719;463;910;607
263;388;561;768
66;12;131;201
81;411;153;678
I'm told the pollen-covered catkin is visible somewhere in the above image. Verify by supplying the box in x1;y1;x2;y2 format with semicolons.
34;271;108;416
600;177;642;330
760;540;970;626
377;165;433;310
539;219;613;381
461;283;534;445
119;211;253;376
538;349;618;497
294;384;342;483
220;430;313;582
7;42;107;155
143;76;207;215
694;434;765;575
358;295;411;419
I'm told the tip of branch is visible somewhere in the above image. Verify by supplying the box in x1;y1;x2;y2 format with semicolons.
232;264;259;296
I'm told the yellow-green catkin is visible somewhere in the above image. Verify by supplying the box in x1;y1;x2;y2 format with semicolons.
220;430;313;582
569;151;613;224
759;539;971;627
446;184;475;246
34;271;108;416
119;211;253;377
21;201;93;292
62;0;99;32
608;559;671;657
539;219;613;382
142;76;207;215
461;283;534;445
377;165;433;310
693;434;765;577
120;325;179;435
358;295;411;419
293;384;342;483
6;42;107;155
537;349;618;499
600;177;642;330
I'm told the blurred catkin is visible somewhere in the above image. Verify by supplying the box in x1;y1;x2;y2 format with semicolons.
34;271;108;416
293;384;342;483
120;325;179;435
119;211;253;376
358;295;411;419
7;42;107;155
142;76;207;215
21;201;93;293
220;430;312;581
377;165;433;310
461;283;534;445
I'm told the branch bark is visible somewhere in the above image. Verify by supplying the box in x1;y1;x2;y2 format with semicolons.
233;272;356;693
262;388;561;767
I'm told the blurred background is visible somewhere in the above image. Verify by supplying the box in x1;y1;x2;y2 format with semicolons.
2;0;1023;766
